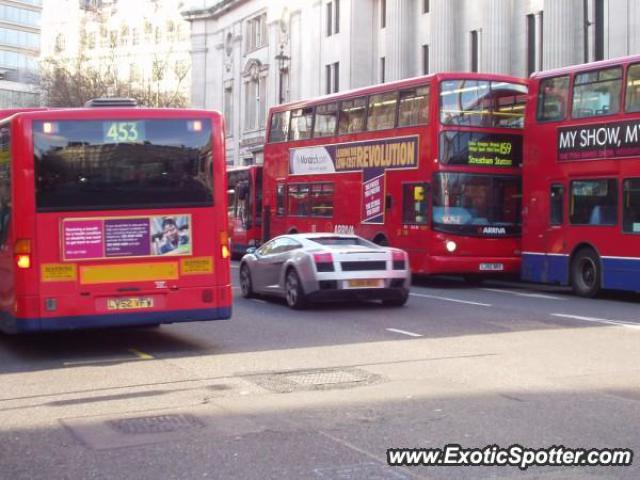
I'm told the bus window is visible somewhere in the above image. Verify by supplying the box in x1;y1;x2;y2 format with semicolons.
287;184;310;216
569;179;618;225
314;103;338;137
269;111;290;142
623;179;640;233
536;75;569;122
398;86;429;127
310;183;334;217
550;184;564;226
492;82;527;128
402;183;429;224
572;67;622;118
625;64;640;113
0;126;9;246
289;107;314;141
276;182;285;216
367;92;398;131
338;97;367;134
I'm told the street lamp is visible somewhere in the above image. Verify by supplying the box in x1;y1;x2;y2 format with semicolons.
275;47;289;105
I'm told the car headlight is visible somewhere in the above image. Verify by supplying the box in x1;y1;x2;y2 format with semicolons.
446;240;457;253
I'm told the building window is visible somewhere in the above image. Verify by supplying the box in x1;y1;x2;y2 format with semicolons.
423;0;430;14
224;86;233;137
380;57;385;83
335;0;340;33
326;2;333;36
55;33;65;53
246;13;267;52
326;1;340;36
326;62;339;94
244;68;267;131
527;12;544;75
422;45;429;75
470;30;480;72
380;0;386;28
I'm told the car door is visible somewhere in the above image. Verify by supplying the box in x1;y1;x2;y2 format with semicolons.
259;237;296;294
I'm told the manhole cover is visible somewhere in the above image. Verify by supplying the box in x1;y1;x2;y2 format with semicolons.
107;414;204;435
247;367;382;393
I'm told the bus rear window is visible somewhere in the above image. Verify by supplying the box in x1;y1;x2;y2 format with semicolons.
34;119;213;212
536;76;569;122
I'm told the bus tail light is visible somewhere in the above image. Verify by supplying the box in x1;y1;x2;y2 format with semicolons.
392;250;406;270
313;252;334;272
15;239;32;269
220;231;230;259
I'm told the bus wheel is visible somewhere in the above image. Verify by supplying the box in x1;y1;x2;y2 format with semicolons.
239;264;254;298
373;234;389;246
285;269;307;310
571;249;601;298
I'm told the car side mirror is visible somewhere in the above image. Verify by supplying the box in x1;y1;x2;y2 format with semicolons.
246;246;257;255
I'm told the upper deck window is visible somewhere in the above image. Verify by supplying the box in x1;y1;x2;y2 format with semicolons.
625;64;640;113
572;67;622;118
536;75;569;122
367;92;397;131
314;103;338;137
34;119;213;212
398;86;429;127
268;111;290;143
289;107;314;141
338;97;367;134
440;80;526;128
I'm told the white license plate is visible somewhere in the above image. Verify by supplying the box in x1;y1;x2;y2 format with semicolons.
479;263;504;271
346;279;384;289
107;297;154;310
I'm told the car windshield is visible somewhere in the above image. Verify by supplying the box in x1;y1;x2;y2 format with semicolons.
308;236;377;248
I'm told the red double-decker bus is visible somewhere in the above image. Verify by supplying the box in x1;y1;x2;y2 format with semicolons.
227;164;262;258
522;55;640;296
0;102;232;333
262;73;527;278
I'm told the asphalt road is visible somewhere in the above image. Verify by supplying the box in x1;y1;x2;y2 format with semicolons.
1;264;639;480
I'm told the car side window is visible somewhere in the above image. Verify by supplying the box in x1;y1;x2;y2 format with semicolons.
257;239;276;256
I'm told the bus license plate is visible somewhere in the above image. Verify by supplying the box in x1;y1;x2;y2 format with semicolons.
479;263;504;271
347;279;383;289
107;297;154;310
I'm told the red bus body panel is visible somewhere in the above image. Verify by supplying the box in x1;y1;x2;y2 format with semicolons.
0;108;231;333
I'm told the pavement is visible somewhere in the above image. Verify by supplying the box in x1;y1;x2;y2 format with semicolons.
0;264;639;479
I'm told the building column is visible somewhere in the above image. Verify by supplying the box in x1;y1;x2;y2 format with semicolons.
431;0;463;72
543;0;583;69
484;0;512;75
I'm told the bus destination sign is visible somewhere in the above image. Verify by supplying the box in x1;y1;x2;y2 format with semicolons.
439;131;522;168
557;119;640;161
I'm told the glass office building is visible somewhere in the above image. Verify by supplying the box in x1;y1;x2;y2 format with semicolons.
0;0;41;108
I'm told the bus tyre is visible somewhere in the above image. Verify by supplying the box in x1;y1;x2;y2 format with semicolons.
285;269;307;310
382;291;409;307
239;264;254;298
373;235;389;246
571;249;602;298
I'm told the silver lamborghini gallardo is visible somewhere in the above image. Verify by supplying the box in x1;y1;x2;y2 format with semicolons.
239;233;410;309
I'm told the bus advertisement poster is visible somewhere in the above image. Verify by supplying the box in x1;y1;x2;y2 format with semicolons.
61;215;192;261
362;174;385;224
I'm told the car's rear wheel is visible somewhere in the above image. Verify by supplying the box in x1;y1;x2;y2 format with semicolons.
239;264;254;298
285;269;307;309
382;291;409;307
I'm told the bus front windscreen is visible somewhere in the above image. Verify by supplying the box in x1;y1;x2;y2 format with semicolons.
432;173;521;236
440;80;527;128
34;119;213;211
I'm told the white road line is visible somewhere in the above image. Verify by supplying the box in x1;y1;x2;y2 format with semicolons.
231;265;240;269
386;328;423;337
410;292;492;307
481;288;564;300
551;313;640;330
251;299;268;304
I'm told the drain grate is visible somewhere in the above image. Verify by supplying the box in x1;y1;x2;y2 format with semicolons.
247;367;381;393
107;414;204;435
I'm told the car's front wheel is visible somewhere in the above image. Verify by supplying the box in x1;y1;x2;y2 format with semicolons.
285;269;307;309
239;264;254;298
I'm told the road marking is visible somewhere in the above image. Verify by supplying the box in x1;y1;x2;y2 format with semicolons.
252;299;268;304
63;357;138;367
481;288;564;300
231;265;240;269
386;328;423;337
128;348;154;360
551;313;640;330
410;292;492;307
